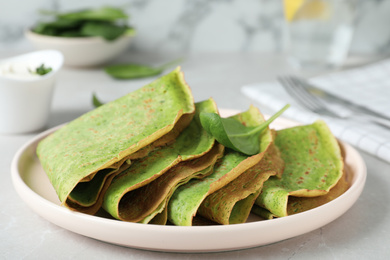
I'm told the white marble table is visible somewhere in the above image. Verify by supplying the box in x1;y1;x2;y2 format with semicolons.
1;51;389;259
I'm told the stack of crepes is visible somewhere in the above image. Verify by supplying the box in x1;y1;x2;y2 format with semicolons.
37;67;350;226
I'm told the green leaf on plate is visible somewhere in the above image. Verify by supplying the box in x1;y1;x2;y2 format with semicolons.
200;104;290;155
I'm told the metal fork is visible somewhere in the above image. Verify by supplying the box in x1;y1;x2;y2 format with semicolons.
277;76;342;118
278;75;390;128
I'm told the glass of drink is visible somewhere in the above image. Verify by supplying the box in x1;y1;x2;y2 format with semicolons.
283;0;357;70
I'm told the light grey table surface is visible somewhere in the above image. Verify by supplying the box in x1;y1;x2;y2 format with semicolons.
1;50;389;259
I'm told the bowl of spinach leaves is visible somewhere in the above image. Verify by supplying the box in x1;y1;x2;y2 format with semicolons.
26;6;135;67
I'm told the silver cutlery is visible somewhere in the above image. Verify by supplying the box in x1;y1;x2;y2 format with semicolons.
278;75;390;128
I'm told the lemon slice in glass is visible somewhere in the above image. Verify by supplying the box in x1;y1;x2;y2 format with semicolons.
283;0;330;22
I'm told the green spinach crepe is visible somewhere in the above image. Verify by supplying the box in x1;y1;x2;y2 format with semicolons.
37;67;195;214
102;99;224;223
253;139;350;219
197;142;284;225
120;144;224;224
254;120;344;218
168;106;278;226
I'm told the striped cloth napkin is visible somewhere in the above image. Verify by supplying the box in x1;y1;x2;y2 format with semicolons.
241;59;390;163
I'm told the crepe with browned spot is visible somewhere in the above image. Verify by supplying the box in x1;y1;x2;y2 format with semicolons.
287;165;350;215
37;67;195;214
254;120;344;218
252;166;350;219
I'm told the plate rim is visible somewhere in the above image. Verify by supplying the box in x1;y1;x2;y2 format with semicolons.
10;115;367;252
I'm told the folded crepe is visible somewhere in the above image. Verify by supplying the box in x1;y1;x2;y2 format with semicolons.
167;106;278;226
123;143;224;224
254;120;344;218
102;99;224;223
253;139;350;219
197;142;284;225
37;67;195;214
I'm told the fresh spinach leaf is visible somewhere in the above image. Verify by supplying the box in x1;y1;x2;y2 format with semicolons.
32;6;133;41
200;104;290;155
104;58;183;79
33;18;82;34
92;93;104;108
58;6;128;22
80;21;129;41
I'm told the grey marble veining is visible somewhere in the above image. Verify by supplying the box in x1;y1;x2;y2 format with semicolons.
1;0;390;55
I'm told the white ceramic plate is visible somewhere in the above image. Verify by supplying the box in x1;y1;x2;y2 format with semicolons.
11;114;367;252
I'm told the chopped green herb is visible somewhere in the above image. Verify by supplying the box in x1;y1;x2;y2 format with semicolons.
200;104;290;155
31;64;52;76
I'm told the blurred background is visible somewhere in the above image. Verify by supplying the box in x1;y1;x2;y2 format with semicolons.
2;0;390;57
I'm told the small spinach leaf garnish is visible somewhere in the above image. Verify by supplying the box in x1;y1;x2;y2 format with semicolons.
30;64;52;76
104;58;183;79
92;93;104;108
200;104;290;155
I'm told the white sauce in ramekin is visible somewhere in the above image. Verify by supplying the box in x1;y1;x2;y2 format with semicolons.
0;62;41;80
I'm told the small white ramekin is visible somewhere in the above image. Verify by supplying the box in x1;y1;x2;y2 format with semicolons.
0;50;63;134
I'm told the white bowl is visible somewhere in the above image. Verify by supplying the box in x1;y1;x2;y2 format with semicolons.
25;30;134;67
0;50;63;134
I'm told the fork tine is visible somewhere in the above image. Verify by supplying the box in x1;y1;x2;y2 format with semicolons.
278;77;305;105
278;76;319;111
289;76;326;109
283;75;331;113
289;77;340;116
278;75;340;118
